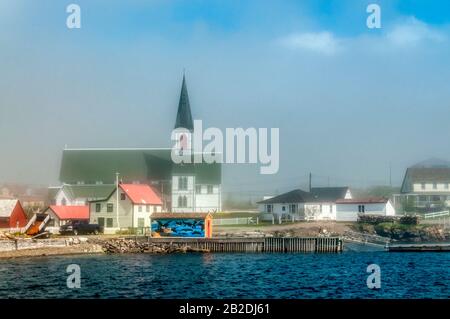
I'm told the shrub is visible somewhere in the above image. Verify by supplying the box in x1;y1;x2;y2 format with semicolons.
357;215;397;225
399;215;419;225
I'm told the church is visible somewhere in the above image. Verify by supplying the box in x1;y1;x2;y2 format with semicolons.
53;76;222;213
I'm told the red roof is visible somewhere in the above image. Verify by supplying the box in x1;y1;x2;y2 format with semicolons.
119;184;162;205
48;205;89;220
336;197;389;204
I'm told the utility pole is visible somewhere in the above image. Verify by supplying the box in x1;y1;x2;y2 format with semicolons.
116;172;120;229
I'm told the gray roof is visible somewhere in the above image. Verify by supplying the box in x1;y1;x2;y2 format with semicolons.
258;187;350;204
174;75;194;130
0;199;18;218
310;187;350;202
257;189;314;204
401;166;450;193
61;184;116;201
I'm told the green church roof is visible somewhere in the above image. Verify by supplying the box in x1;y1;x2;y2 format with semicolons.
59;149;221;185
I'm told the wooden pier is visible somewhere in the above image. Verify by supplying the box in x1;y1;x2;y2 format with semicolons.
387;243;450;252
145;237;343;253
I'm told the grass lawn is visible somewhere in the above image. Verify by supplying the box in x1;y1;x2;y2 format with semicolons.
213;211;260;218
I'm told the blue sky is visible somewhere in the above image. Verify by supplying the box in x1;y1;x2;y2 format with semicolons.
1;0;450;198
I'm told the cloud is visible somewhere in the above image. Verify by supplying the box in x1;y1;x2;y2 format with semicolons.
278;17;448;56
279;31;341;55
385;17;446;47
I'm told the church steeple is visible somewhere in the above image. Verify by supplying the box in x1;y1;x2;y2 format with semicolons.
174;74;194;131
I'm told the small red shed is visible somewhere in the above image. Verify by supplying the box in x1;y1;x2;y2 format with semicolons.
0;199;28;229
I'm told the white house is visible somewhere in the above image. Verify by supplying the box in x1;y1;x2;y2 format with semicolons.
258;187;352;221
335;198;396;221
89;183;163;233
394;159;450;211
51;184;116;206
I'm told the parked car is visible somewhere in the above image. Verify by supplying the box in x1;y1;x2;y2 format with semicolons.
60;221;102;235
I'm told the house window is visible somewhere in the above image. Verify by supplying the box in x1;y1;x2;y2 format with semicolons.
421;183;426;190
98;217;105;227
106;218;113;228
95;203;101;213
146;206;150;213
95;181;103;185
358;205;365;213
196;185;202;194
178;196;188;207
178;177;188;190
107;203;113;213
282;206;286;211
120;193;126;200
138;205;142;212
289;204;296;213
61;198;67;206
207;185;213;194
266;204;273;213
433;182;437;189
153;206;158;212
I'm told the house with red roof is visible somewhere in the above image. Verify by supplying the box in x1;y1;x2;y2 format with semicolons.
89;183;163;233
43;205;90;228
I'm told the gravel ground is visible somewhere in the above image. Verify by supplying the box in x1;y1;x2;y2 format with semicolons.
215;221;354;237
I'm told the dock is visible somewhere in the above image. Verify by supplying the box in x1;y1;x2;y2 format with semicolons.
387;243;450;252
145;237;343;253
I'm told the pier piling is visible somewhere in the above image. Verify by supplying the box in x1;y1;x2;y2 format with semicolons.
144;237;342;253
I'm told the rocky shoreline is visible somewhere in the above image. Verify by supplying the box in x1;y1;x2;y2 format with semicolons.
354;223;448;242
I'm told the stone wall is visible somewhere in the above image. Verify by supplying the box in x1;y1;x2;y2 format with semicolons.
0;239;68;252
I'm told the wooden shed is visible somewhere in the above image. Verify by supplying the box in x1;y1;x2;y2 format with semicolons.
0;199;28;229
150;213;212;238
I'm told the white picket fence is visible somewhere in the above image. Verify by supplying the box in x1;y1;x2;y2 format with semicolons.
213;217;258;226
423;211;450;219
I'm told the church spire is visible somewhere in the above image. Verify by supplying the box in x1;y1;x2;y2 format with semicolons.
174;74;194;131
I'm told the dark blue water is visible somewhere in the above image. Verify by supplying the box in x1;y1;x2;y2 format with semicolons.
0;251;448;299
